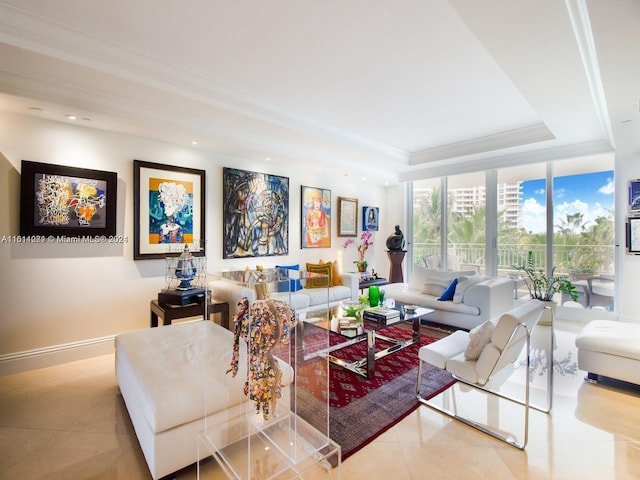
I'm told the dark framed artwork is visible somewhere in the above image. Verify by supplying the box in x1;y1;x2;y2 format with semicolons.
626;216;640;254
222;167;289;258
337;196;358;237
629;179;640;212
362;206;379;231
133;160;206;260
20;160;117;237
301;185;331;248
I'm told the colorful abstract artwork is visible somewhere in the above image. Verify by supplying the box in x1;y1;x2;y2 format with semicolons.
35;174;107;228
223;167;289;258
134;160;205;260
20;160;117;237
301;185;331;248
148;177;194;245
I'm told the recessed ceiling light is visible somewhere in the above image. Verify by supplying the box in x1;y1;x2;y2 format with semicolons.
65;115;77;120
28;106;44;112
191;141;198;145
265;157;271;161
81;117;91;122
621;119;632;124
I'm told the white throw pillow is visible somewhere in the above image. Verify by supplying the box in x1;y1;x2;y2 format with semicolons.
464;320;495;360
453;275;484;304
408;265;430;290
422;281;448;297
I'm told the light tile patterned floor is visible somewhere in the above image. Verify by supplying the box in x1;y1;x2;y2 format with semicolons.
1;320;640;479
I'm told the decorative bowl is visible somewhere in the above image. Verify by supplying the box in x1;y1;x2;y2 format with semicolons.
341;301;365;317
404;305;418;314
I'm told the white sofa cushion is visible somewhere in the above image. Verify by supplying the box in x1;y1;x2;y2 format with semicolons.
464;320;495;360
453;275;486;304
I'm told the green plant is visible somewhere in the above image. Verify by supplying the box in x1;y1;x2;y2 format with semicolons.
514;251;579;302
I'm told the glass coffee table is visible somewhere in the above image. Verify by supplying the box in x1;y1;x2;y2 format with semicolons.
300;303;434;378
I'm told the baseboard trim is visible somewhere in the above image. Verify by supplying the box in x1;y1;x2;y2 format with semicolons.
0;335;116;376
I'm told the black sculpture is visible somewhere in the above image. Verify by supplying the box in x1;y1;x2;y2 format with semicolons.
386;225;405;251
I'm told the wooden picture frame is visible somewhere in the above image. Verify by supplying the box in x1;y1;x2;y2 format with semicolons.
301;185;331;248
338;196;358;237
133;160;206;260
222;167;289;258
20;160;117;238
362;206;379;231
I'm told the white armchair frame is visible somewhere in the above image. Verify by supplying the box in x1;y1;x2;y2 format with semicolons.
416;300;552;449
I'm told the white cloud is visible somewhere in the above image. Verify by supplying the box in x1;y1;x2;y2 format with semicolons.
599;177;615;195
534;188;545;195
522;197;546;233
554;199;608;230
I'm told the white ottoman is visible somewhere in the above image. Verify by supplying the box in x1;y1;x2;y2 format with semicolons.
575;320;640;385
115;321;294;479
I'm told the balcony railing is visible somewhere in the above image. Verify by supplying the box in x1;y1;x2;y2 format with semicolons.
414;242;615;276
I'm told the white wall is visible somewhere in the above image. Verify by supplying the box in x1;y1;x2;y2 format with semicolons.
0;112;391;374
615;151;640;323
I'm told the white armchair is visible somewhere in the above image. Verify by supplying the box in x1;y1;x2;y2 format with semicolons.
416;299;550;449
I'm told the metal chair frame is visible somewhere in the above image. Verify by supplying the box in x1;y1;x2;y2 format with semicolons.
416;306;553;449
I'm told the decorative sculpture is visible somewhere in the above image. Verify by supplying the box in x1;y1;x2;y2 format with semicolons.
227;297;294;419
386;225;405;251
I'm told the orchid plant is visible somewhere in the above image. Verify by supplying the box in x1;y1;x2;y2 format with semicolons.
344;231;373;271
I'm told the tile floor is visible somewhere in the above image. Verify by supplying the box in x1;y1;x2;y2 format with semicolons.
1;320;640;479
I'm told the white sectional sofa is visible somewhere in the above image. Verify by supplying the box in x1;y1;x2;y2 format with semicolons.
209;268;359;318
383;266;514;330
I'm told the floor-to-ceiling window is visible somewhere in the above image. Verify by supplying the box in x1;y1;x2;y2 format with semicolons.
410;154;616;313
411;177;442;268
447;172;486;273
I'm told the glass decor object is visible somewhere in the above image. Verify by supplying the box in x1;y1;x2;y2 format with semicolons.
368;285;380;307
164;242;207;291
175;245;196;290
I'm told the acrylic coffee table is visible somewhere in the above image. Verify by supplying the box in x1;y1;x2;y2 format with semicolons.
301;303;434;378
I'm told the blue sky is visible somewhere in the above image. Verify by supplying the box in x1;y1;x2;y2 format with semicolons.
520;170;615;233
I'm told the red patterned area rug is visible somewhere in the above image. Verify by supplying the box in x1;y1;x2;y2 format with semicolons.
294;324;455;461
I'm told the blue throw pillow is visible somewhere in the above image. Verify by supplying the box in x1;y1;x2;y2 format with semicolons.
276;264;302;292
438;278;458;301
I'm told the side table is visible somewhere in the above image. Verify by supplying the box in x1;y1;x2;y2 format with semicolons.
150;299;230;329
359;277;388;293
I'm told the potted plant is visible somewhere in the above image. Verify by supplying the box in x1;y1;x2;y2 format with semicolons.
343;231;374;273
514;251;579;303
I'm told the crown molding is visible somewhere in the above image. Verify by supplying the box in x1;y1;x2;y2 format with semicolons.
409;123;555;165
400;138;614;182
0;3;407;163
565;0;615;148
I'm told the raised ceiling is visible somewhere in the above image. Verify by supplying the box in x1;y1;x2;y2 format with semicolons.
0;0;638;184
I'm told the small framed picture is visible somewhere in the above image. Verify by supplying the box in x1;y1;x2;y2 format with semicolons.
629;179;640;212
337;197;358;236
362;206;379;231
626;216;640;254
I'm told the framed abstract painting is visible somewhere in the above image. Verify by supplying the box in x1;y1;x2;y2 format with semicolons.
301;185;331;248
133;160;206;260
20;160;117;238
222;167;289;258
